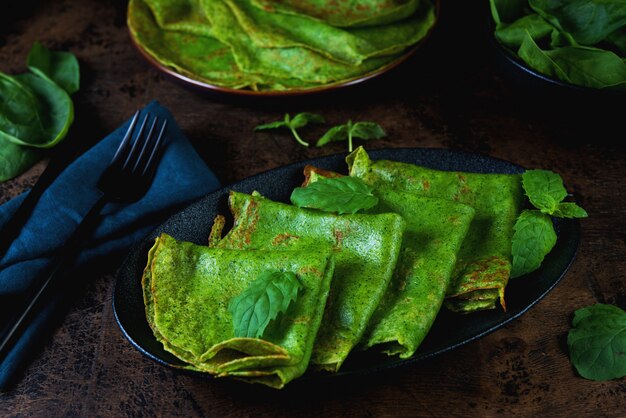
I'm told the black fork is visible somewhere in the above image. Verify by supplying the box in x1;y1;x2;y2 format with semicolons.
0;110;167;365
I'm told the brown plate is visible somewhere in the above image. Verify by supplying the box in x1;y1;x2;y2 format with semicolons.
128;1;440;97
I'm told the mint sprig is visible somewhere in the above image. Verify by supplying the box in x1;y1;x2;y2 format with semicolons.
568;304;626;381
316;120;386;152
511;170;587;278
228;270;302;338
255;113;324;147
511;210;557;278
291;176;378;214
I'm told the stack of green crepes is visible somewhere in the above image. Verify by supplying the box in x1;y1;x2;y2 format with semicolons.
142;148;524;388
127;0;436;91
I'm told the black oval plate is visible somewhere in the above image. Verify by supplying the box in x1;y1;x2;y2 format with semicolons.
113;148;579;381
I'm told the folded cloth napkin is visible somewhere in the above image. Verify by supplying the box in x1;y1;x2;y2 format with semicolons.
0;100;220;390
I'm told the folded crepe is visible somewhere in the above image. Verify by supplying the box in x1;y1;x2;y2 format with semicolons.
303;167;475;357
210;191;405;371
143;233;335;388
128;0;436;91
347;147;523;313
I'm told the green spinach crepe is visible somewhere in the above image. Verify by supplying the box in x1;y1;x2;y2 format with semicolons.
210;191;405;371
143;233;335;388
363;190;475;356
347;147;523;313
303;168;475;357
127;0;436;91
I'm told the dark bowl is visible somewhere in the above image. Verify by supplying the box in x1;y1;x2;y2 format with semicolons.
485;6;624;109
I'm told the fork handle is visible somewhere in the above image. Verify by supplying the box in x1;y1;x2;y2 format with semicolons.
0;194;108;366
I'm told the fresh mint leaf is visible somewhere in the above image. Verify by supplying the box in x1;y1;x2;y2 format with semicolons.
254;120;287;130
254;112;324;147
553;202;588;218
522;169;568;213
316;125;348;147
316;120;386;151
228;270;302;338
291;176;378;214
351;122;386;140
290;112;324;129
511;210;557;278
568;304;626;381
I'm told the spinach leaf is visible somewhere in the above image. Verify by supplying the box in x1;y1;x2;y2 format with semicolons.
228;270;302;338
606;27;626;55
0;72;46;144
518;32;626;89
495;14;555;49
27;41;80;95
568;303;626;381
529;0;626;45
0;140;41;183
290;176;379;214
490;0;528;26
10;73;74;149
0;42;78;183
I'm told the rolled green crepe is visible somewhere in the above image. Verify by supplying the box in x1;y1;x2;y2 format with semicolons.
347;147;523;313
143;233;335;388
303;168;475;357
362;189;475;356
128;0;436;91
210;191;405;371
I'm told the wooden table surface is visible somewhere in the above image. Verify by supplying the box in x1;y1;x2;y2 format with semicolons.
1;1;625;416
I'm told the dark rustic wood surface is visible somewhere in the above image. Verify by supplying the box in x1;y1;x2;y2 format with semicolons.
1;1;625;416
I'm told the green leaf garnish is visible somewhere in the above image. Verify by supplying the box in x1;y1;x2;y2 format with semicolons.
316;120;386;151
522;169;568;214
511;169;587;277
255;112;324;147
228;270;302;338
568;304;626;381
553;202;588;218
290;176;378;214
511;210;557;278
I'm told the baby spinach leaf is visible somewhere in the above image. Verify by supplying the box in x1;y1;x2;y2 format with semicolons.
290;176;379;214
0;139;41;182
490;0;528;26
0;72;46;144
518;32;626;90
9;73;74;149
511;210;557;278
522;169;568;214
27;41;80;95
495;14;555;49
529;0;626;45
568;303;626;381
255;112;324;147
316;120;386;151
228;270;302;338
0;42;78;183
607;28;626;55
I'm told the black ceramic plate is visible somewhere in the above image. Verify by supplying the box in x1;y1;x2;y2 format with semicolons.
113;148;579;381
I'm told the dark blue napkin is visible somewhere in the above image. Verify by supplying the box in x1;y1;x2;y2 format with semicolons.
0;100;220;390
